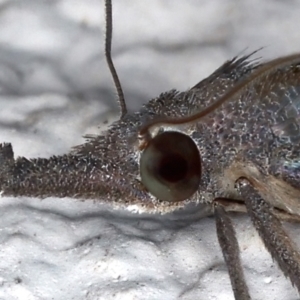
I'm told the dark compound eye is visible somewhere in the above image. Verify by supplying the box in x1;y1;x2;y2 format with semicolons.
140;131;201;202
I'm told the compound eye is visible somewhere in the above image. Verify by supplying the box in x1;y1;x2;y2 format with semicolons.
140;131;201;202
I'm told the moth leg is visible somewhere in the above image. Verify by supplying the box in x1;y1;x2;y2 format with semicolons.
214;200;251;300
236;178;300;292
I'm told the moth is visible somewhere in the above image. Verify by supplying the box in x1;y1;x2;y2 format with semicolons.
1;1;300;299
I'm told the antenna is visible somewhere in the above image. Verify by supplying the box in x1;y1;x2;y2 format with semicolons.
104;0;127;118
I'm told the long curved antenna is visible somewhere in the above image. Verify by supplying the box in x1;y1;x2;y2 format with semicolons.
139;52;300;140
104;0;127;118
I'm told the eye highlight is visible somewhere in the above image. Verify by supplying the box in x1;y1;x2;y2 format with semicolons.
140;131;201;202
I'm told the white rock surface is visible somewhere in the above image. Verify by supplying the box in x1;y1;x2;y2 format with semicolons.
0;1;300;299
